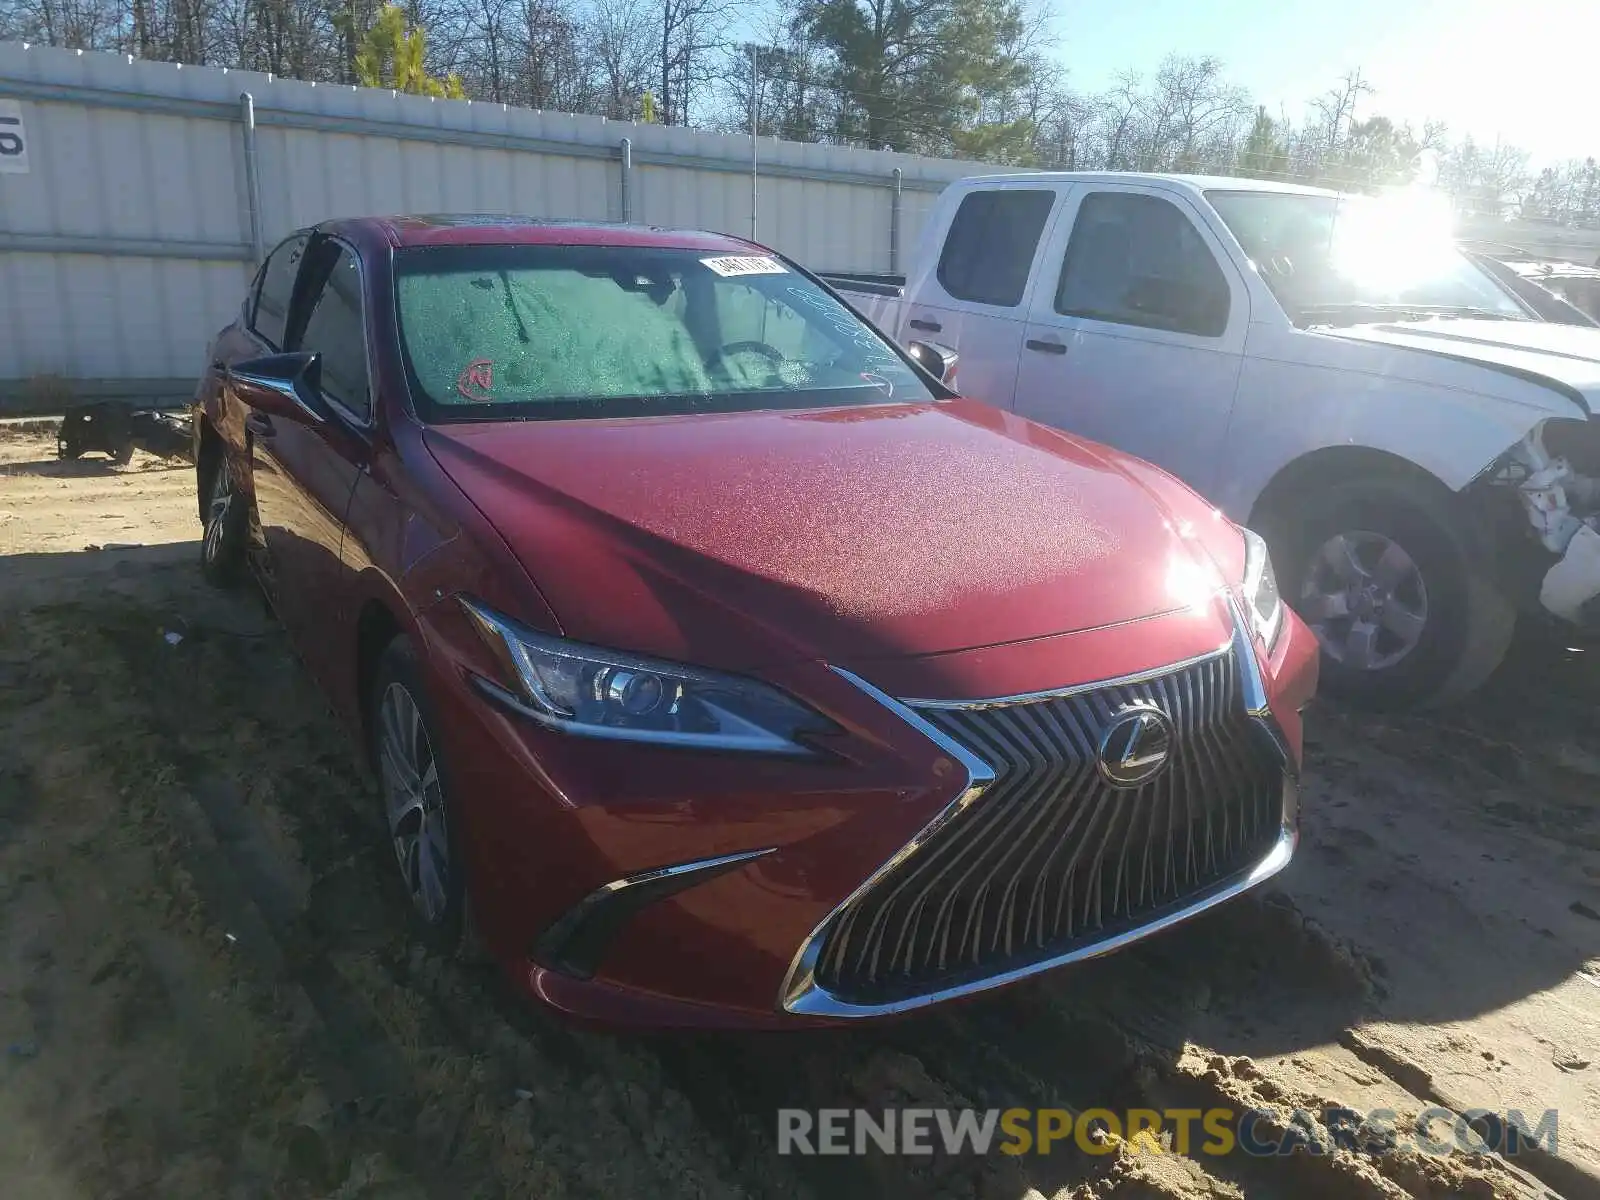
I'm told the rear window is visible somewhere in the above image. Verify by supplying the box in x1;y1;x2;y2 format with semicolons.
936;189;1056;307
395;245;935;422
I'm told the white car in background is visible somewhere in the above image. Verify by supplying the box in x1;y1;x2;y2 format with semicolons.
828;173;1600;706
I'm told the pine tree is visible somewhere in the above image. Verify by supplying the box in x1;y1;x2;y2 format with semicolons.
1238;107;1287;181
354;5;466;98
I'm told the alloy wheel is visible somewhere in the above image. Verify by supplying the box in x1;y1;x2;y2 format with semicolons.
203;458;234;563
378;681;451;924
1298;530;1429;671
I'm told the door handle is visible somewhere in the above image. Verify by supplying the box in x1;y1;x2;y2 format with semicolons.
245;412;275;437
908;318;942;333
1025;338;1068;355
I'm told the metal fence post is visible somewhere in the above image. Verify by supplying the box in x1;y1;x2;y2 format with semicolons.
749;45;760;241
890;167;903;275
239;93;265;264
619;136;633;223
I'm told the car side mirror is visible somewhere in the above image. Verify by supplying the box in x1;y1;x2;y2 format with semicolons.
907;340;959;385
225;352;329;425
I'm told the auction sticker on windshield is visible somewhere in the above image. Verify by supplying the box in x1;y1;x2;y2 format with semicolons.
701;256;787;277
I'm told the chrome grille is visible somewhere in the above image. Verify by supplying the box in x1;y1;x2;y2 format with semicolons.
813;648;1284;1004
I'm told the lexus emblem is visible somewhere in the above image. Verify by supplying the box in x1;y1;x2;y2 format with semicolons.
1096;703;1174;788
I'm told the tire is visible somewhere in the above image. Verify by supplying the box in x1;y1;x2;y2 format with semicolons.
1271;476;1516;708
199;452;249;587
369;636;472;956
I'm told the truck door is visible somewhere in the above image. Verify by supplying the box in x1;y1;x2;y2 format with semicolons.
903;184;1065;409
1012;184;1249;498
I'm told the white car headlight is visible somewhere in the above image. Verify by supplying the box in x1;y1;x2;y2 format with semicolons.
459;598;831;755
1241;528;1284;651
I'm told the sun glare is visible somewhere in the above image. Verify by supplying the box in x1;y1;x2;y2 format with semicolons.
1329;189;1460;294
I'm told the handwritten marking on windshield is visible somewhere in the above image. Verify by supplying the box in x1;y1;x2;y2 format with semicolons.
456;359;495;401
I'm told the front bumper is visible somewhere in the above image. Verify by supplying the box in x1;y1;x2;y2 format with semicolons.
779;606;1299;1019
423;598;1314;1028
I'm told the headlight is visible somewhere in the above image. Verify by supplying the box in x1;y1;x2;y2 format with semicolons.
459;598;832;754
1241;528;1284;651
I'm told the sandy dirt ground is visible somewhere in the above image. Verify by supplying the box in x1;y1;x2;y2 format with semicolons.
0;424;1596;1199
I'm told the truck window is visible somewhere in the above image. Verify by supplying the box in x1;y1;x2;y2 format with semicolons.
936;190;1055;308
1055;192;1230;337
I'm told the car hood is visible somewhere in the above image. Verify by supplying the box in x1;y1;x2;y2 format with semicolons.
423;400;1235;671
1326;319;1600;414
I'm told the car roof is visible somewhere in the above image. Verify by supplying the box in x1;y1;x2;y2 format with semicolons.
319;214;765;253
959;171;1338;198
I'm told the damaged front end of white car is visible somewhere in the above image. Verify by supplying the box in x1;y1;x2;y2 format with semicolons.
1474;418;1600;628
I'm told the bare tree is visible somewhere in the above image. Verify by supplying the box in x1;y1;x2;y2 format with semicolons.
513;0;586;108
1478;139;1533;214
655;0;726;125
0;0;124;48
1308;68;1372;160
457;0;512;99
588;0;653;118
1088;70;1142;170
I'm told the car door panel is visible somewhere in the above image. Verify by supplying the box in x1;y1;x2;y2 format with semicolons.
245;235;374;696
1012;186;1249;498
209;237;311;575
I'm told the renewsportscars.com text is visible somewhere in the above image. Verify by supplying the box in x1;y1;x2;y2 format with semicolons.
777;1107;1559;1159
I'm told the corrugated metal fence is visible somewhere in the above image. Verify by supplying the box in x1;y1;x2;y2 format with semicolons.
0;41;995;413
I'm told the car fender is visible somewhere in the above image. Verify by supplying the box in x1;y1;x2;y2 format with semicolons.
1216;328;1587;523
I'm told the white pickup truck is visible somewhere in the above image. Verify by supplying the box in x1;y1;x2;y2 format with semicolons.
825;173;1600;705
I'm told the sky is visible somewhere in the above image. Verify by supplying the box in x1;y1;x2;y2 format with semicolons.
1052;0;1595;166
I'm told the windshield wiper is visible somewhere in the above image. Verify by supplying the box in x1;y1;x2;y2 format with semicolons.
1296;301;1527;328
498;269;532;343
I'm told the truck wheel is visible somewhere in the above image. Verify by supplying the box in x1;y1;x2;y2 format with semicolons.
1273;477;1515;707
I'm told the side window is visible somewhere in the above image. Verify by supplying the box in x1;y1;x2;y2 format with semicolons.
1055;193;1230;337
936;189;1056;308
250;234;308;350
293;241;371;419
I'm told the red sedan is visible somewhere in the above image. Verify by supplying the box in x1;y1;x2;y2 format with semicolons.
192;216;1318;1027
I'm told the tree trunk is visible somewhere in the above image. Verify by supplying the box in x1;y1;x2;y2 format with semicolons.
660;1;671;124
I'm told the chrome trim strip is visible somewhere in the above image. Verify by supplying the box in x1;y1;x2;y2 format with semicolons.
778;606;1296;1019
777;670;997;1013
537;847;776;977
901;640;1233;710
558;847;777;910
231;366;328;426
1228;595;1293;762
784;826;1295;1018
229;369;302;404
